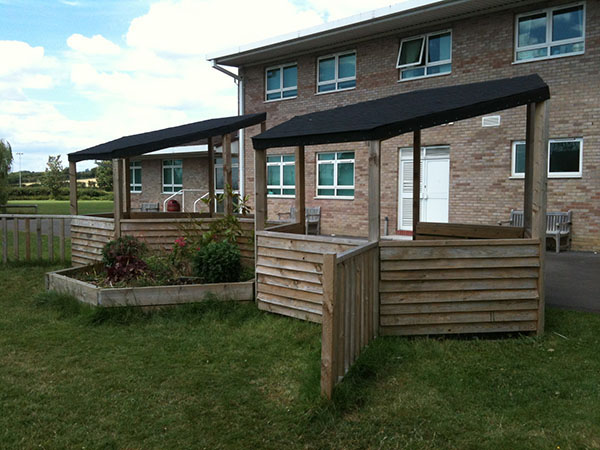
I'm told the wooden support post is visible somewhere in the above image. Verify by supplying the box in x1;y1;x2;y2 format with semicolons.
59;218;65;262
254;122;268;231
412;130;421;239
531;100;549;335
2;217;7;263
368;140;381;241
48;218;54;262
321;252;337;399
112;159;123;238
69;161;78;215
13;218;18;261
295;146;306;233
25;218;31;261
36;218;42;260
207;137;215;217
223;133;233;215
124;158;131;218
523;103;535;238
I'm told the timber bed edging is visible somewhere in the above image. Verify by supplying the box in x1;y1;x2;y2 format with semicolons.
46;266;255;307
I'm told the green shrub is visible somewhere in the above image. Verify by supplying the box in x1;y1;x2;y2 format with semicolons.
102;235;147;267
193;240;241;284
143;254;174;285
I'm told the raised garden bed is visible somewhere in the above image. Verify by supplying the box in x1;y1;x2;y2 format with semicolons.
46;265;254;307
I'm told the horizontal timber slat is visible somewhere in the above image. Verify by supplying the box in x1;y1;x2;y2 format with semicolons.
257;246;324;264
380;244;539;260
380;321;538;336
381;310;537;326
380;289;539;304
257;299;322;324
257;255;322;275
415;222;525;239
380;278;537;293
257;282;323;304
381;299;539;315
257;273;323;294
381;257;540;271
381;267;539;281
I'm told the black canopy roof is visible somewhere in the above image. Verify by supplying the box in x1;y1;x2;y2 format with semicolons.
252;75;549;150
69;113;266;163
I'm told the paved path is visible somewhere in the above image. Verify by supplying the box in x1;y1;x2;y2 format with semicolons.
545;251;600;313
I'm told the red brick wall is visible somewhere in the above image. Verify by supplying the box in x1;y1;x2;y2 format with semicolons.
241;1;600;250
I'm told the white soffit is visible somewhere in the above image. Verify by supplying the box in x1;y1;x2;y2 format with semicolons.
208;0;537;67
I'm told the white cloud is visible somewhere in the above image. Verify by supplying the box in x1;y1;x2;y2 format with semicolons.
67;34;121;55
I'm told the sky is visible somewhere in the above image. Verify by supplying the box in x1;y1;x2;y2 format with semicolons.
0;0;401;172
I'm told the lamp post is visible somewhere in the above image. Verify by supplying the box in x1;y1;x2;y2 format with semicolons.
16;152;23;188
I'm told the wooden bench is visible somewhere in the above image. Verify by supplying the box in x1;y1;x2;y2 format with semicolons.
499;210;572;253
277;206;321;235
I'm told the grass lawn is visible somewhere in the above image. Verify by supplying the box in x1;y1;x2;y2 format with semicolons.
6;199;113;215
1;263;600;449
1;230;70;263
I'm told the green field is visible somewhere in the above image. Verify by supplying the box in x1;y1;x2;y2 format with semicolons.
1;263;599;449
6;199;113;215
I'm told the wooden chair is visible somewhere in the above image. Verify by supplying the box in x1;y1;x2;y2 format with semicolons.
499;209;572;253
277;206;321;235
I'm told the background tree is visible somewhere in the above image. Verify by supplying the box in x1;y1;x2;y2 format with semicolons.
43;155;65;199
95;160;113;191
0;140;13;210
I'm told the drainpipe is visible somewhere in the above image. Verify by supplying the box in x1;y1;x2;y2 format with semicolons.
212;61;244;198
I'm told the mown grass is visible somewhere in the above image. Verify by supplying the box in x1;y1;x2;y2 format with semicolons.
1;263;599;449
6;199;113;215
1;230;70;263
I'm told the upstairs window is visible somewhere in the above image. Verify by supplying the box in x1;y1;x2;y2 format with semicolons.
515;4;585;62
265;64;297;101
397;30;452;80
511;138;582;178
317;51;356;93
130;161;142;193
267;155;295;197
162;159;182;193
317;151;355;198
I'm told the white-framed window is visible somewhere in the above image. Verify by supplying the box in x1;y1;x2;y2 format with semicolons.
130;160;142;193
397;30;452;81
316;151;355;198
511;138;583;178
515;3;585;62
267;155;295;197
214;156;239;213
162;159;182;193
317;51;356;93
265;63;297;101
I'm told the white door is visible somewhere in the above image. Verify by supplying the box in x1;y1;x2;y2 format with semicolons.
398;147;450;230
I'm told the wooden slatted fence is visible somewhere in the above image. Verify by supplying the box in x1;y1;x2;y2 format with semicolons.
379;238;541;336
1;214;70;263
321;241;379;399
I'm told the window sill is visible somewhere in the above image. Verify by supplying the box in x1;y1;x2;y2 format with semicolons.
130;191;142;194
548;174;582;179
512;50;584;65
268;195;295;199
315;86;356;96
509;175;524;180
398;70;451;83
264;96;297;104
314;196;354;200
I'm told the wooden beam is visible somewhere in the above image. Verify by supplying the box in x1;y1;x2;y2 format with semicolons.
412;130;421;239
531;100;549;336
207;136;215;217
69;161;78;215
112;159;122;238
255;121;268;232
523;103;535;238
223;133;233;215
295;146;306;233
368;140;381;241
123;158;131;218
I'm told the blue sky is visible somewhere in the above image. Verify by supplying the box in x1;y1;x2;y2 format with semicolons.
0;0;398;171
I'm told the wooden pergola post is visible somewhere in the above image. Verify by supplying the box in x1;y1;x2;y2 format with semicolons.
207;137;215;217
112;158;123;238
368;140;381;241
295;146;306;232
123;158;131;218
529;100;549;335
254;122;268;231
412;130;421;239
69;161;78;215
223;133;233;215
523;103;536;237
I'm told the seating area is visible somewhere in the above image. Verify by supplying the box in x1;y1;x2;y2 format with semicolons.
277;206;321;235
499;210;572;253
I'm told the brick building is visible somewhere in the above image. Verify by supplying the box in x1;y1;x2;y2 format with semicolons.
209;0;599;250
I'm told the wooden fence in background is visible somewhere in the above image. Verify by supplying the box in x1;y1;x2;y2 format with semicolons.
320;241;379;399
1;214;70;263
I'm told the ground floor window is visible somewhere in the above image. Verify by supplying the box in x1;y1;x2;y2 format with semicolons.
162;159;182;193
130;161;142;192
316;151;354;198
511;138;582;178
267;155;295;197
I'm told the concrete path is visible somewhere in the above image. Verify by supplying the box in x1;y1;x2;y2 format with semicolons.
545;251;600;313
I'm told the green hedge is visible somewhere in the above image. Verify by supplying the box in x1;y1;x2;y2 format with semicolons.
8;186;113;201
